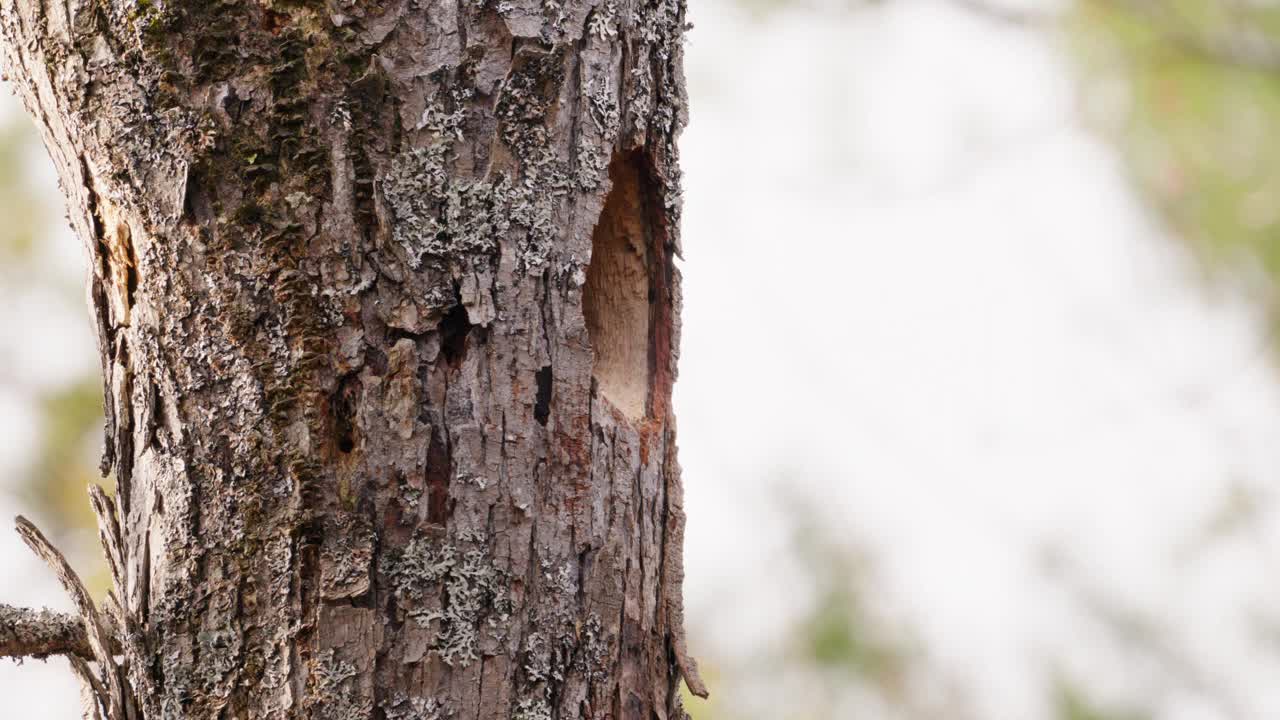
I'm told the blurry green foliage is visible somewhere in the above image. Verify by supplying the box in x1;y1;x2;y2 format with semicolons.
683;489;942;720
0;107;108;590
1053;680;1149;720
0;111;44;263
790;507;906;686
682;667;721;720
804;584;890;670
1074;0;1280;300
726;0;871;21
22;378;109;542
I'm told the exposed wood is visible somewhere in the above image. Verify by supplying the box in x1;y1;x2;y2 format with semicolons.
0;0;701;717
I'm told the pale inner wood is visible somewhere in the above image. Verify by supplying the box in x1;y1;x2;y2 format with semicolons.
584;156;650;420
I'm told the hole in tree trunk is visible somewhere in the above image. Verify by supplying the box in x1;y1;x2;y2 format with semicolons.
424;426;452;525
439;301;474;369
534;365;552;425
583;152;656;421
332;373;360;454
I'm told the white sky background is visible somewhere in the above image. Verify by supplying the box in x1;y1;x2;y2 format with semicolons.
5;0;1280;717
678;0;1280;717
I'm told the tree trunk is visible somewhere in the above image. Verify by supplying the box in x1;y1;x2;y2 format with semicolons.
0;1;703;718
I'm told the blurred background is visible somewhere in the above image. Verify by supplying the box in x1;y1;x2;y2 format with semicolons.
6;0;1280;717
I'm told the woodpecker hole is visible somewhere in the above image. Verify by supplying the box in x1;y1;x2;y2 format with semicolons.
534;365;553;425
439;301;474;369
583;153;657;420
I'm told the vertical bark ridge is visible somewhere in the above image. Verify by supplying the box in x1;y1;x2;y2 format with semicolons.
0;0;699;717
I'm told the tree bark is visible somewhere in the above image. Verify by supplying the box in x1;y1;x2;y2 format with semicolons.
0;1;702;718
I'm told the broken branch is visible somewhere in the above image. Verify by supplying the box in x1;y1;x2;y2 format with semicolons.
0;603;96;659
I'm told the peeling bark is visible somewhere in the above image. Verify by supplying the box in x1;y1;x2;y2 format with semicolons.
0;0;701;718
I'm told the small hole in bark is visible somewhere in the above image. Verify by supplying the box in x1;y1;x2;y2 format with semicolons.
125;251;138;307
424;427;452;525
262;9;288;34
366;345;388;376
333;373;360;454
583;152;653;420
439;302;473;368
148;384;165;450
534;365;553;425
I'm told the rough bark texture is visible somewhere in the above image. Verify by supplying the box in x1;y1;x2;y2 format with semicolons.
0;0;700;718
0;603;98;660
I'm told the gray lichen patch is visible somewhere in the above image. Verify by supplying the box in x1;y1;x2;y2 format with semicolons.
194;623;244;699
388;532;513;667
521;631;553;684
519;558;610;693
382;693;451;720
495;50;576;271
382;46;580;279
575;613;610;683
413;87;471;139
382;144;512;270
574;142;607;191
381;141;570;278
521;609;609;690
320;515;375;601
511;697;552;720
572;78;619;192
587;1;618;42
586;79;619;135
308;649;374;720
